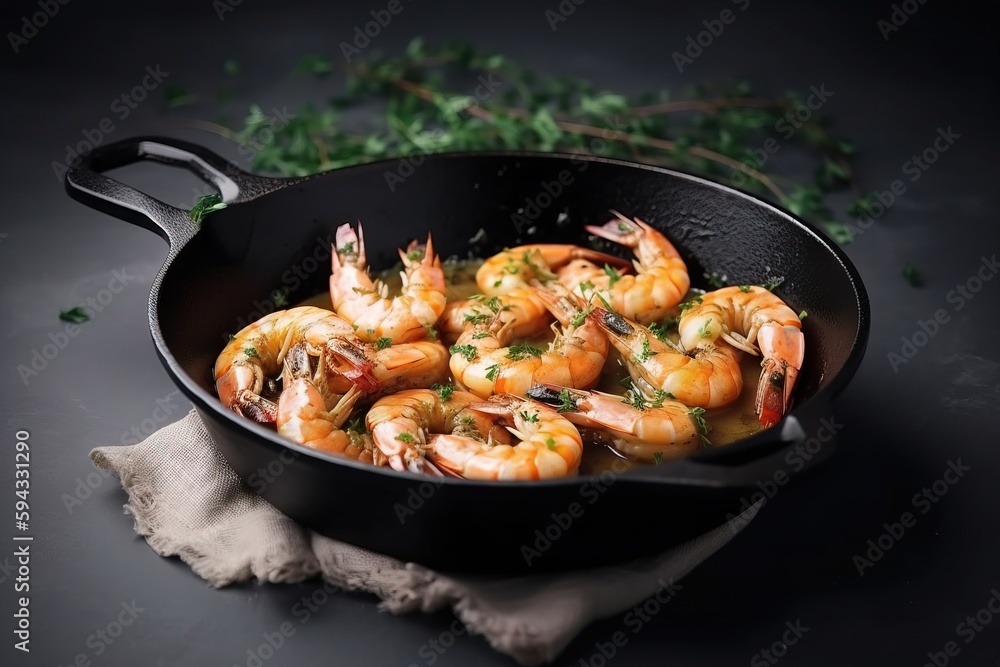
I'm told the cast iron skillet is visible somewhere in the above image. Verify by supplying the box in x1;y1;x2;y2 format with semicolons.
66;137;869;574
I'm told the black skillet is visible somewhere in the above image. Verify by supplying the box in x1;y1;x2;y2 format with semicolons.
65;137;869;574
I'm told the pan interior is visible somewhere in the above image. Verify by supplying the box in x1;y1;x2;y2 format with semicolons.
157;154;865;460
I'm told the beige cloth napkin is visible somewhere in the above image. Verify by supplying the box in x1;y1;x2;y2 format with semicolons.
90;410;762;666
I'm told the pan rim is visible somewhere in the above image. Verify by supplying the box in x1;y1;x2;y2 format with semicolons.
151;150;870;488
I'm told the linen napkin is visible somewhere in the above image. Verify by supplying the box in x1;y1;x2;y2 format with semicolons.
90;410;762;665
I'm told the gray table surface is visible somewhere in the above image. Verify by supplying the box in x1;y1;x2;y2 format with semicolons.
2;0;998;664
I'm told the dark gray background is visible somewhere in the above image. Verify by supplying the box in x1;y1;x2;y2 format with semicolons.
2;0;998;665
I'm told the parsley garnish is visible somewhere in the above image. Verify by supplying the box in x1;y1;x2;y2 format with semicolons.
188;193;226;226
375;337;393;350
579;280;595;293
396;432;415;443
603;264;622;288
903;264;922;287
697;318;713;338
472;332;491;339
485;363;499;380
762;276;785;292
519;411;539;423
244;346;259;358
406;248;425;261
449;344;478;361
556;389;578;413
689;407;711;447
678;296;704;311
464;311;490;325
739;285;751;293
570;307;593;328
653;452;664;465
347;417;366;433
58;306;89;324
337;241;355;255
507;343;543;360
635;337;654;363
704;271;725;288
545;437;557;450
799;310;808;320
423;324;439;341
431;383;454;401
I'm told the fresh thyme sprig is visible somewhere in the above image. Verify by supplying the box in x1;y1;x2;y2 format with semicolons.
186;39;862;243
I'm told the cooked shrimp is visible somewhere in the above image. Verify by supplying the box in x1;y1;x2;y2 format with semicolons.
276;342;373;462
214;306;377;422
426;394;584;479
594;307;743;409
477;244;630;296
366;388;510;473
677;286;804;427
449;285;609;399
566;211;690;324
329;222;446;344
437;289;552;345
527;383;699;462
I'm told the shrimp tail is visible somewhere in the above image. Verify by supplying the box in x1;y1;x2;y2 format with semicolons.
585;210;653;246
755;323;805;428
217;365;278;423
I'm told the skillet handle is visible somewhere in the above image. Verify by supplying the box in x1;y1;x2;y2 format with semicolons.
63;136;300;248
620;396;839;488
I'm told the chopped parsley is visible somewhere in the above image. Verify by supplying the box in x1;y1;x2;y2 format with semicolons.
337;241;355;255
472;332;491;339
704;271;725;288
903;264;922;287
738;285;751;293
244;346;259;358
545;437;557;450
449;344;478;361
396;432;415;443
507;343;543;360
406;248;425;261
431;383;454;400
653;452;664;465
188;193;227;226
504;264;519;274
648;318;676;342
423;324;439;341
689;407;712;447
697;318;713;338
579;280;595;293
375;337;393;350
464;310;490;325
603;264;622;288
570;307;593;328
799;310;808;320
678;296;704;311
347;417;366;433
617;221;632;233
762;276;785;291
556;389;578;413
519;411;539;423
635;337;654;363
485;363;500;381
58;306;89;324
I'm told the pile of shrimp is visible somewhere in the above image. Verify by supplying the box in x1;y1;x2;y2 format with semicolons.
214;211;805;481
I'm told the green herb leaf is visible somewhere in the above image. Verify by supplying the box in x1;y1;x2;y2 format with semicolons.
762;276;785;291
697;318;713;338
704;272;725;288
519;411;540;423
58;306;89;324
396;431;415;443
375;337;393;350
799;310;808;320
545;437;557;450
556;388;579;413
431;383;454;400
570;307;593;328
739;285;751;293
244;346;259;358
603;264;622;288
449;344;478;361
188;193;227;226
902;264;922;287
689;407;711;447
485;363;499;381
653;451;664;465
507;343;543;360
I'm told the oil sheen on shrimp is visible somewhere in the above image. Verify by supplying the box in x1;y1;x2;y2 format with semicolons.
366;388;510;473
214;306;377;422
476;244;630;296
527;383;699;462
449;285;609;399
561;211;690;324
594;307;743;410
329;222;446;344
678;285;804;427
427;394;584;480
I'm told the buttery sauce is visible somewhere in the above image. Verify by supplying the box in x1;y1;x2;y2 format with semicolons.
298;259;763;473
